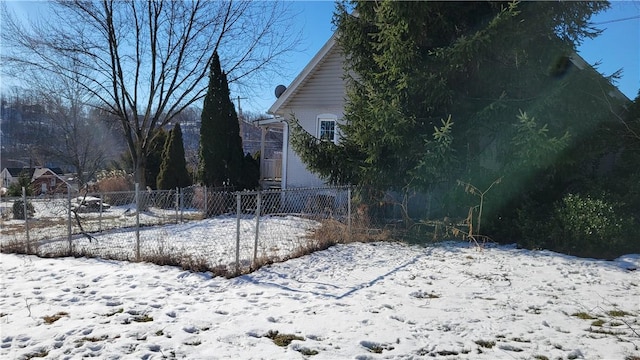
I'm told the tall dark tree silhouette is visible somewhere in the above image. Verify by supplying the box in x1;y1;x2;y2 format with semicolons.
146;128;169;190
198;52;244;188
157;123;191;190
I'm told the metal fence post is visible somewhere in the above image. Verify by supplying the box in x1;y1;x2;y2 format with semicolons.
175;187;179;224
135;183;140;261
179;188;184;223
99;191;103;232
347;186;352;241
203;185;208;218
67;188;72;254
253;191;261;266
22;187;30;254
235;192;241;275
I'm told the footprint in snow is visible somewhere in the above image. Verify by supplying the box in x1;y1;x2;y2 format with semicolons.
182;325;199;334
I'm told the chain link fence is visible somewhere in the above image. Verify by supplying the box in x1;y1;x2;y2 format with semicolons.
1;185;352;275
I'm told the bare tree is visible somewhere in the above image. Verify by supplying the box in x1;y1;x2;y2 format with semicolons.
1;79;120;186
38;74;120;187
2;0;300;187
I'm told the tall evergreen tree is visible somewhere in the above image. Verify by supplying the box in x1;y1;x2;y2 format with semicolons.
157;123;191;190
292;0;618;200
145;128;169;190
198;52;244;188
239;153;260;190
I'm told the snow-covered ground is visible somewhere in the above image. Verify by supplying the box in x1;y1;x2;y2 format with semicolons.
1;238;638;359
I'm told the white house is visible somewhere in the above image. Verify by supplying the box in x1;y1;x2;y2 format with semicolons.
259;27;629;192
260;34;347;189
1;167;35;188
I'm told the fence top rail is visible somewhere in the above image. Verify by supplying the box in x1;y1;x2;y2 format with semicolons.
1;185;353;201
234;186;351;196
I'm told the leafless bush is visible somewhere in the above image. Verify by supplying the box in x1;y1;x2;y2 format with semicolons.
95;173;134;193
0;237;34;255
141;250;212;274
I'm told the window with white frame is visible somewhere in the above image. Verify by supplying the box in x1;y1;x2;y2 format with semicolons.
317;115;337;143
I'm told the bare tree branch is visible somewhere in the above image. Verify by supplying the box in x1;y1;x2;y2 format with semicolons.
1;0;301;187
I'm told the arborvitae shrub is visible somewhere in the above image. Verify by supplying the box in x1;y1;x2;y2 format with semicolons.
13;200;35;220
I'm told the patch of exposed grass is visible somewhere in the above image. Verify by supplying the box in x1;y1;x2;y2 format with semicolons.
297;347;319;356
76;334;108;344
591;319;605;327
607;309;631;317
533;355;550;360
411;290;440;299
625;356;640;360
362;342;395;354
132;314;153;322
122;314;153;325
475;340;496;349
437;350;459;356
103;308;124;317
588;327;626;336
572;312;597;320
511;337;531;343
43;311;69;324
264;330;304;347
22;347;49;359
184;340;202;346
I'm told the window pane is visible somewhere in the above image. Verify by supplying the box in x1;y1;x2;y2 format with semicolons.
320;120;335;141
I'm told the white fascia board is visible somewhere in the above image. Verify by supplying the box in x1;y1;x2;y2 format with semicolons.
268;33;338;115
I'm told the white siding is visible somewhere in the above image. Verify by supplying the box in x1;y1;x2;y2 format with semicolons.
270;39;349;189
281;46;346;188
286;47;346;110
281;107;344;189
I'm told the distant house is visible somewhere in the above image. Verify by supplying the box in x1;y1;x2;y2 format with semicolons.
261;34;346;189
1;167;35;188
0;167;75;195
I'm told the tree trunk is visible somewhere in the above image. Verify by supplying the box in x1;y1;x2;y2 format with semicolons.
135;145;147;190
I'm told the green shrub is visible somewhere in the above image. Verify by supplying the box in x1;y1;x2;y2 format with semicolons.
7;171;34;196
13;200;35;219
515;198;553;250
550;193;632;258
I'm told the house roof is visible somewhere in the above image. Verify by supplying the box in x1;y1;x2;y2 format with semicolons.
2;167;66;182
268;33;338;115
3;167;35;178
266;27;630;116
32;167;65;180
570;52;630;102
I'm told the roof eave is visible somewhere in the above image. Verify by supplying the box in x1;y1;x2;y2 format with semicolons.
268;33;338;115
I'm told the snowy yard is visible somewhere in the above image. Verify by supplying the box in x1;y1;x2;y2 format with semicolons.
2;197;325;271
1;239;638;359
